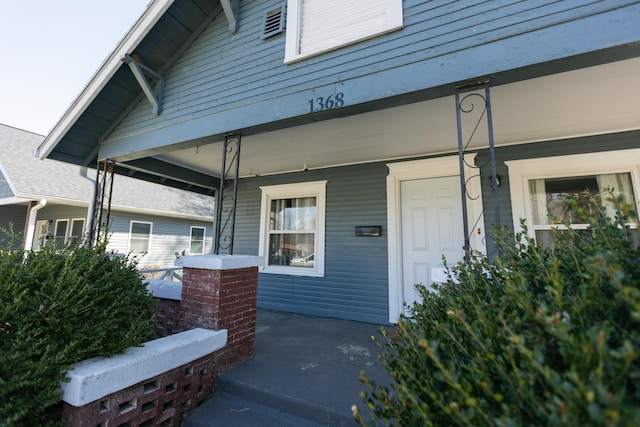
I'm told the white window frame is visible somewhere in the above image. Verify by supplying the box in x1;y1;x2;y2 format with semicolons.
69;218;85;245
506;149;640;240
258;181;327;277
284;0;403;64
54;219;69;247
189;226;206;255
128;220;153;254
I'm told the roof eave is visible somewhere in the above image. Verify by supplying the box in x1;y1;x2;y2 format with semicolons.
35;0;175;161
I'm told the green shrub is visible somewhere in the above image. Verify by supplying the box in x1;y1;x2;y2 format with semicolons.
355;198;640;426
0;237;156;426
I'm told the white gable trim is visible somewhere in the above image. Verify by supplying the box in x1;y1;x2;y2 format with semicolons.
37;0;174;160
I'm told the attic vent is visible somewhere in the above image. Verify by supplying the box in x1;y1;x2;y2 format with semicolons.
261;5;285;39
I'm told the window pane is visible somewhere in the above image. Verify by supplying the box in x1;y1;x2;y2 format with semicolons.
130;222;151;253
131;222;151;237
270;197;316;231
190;227;205;254
268;233;315;268
191;227;204;239
130;239;149;253
190;241;204;254
54;220;68;246
528;173;636;225
70;220;84;237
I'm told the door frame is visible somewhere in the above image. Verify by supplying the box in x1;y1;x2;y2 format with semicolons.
386;155;485;323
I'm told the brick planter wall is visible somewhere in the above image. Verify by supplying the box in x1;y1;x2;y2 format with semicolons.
60;329;226;427
60;255;262;426
62;353;215;427
154;297;181;338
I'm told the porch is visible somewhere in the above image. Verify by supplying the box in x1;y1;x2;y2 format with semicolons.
183;309;392;427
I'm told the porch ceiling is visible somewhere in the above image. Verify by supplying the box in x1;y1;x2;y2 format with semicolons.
153;57;640;178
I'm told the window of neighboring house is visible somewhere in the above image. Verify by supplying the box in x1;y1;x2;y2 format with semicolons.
54;219;69;247
189;226;206;254
258;181;327;277
68;218;85;246
128;221;152;253
284;0;403;63
506;149;640;246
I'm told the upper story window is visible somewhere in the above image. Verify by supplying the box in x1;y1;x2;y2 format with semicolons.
189;226;206;255
506;149;640;246
284;0;403;63
129;221;152;253
258;181;327;277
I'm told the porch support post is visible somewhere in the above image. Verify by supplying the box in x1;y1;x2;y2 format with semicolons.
178;254;262;372
213;134;241;255
454;81;500;256
88;159;115;247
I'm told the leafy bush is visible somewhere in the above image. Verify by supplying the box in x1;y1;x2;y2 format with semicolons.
0;237;156;426
355;198;640;426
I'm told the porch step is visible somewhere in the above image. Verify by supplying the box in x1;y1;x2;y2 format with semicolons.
182;374;353;427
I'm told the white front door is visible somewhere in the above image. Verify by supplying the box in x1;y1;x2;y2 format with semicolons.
400;176;465;309
387;155;485;323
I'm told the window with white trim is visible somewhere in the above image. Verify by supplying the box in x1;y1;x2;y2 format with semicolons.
259;181;327;277
69;218;85;246
189;226;206;254
506;150;640;246
284;0;403;63
128;221;152;253
53;219;69;247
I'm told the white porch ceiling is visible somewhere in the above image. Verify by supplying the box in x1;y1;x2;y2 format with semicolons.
154;57;640;178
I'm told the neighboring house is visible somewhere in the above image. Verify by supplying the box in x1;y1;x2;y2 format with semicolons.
0;123;214;268
37;1;640;324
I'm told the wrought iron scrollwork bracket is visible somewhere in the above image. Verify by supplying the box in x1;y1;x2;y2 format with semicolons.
455;81;500;256
213;134;242;255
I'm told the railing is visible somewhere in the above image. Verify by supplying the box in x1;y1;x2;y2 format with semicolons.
139;267;182;282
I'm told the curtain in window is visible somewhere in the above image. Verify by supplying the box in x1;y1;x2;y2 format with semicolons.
270;197;316;231
528;179;548;225
596;173;635;220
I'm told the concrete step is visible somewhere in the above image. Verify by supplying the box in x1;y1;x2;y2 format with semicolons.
182;375;354;427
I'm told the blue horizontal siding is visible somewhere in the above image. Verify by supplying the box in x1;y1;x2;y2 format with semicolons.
233;162;390;324
102;0;640;152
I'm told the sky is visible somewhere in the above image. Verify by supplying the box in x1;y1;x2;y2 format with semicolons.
0;1;152;136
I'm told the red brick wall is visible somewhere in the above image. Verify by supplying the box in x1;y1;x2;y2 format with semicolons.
179;266;258;371
62;354;216;427
154;298;181;338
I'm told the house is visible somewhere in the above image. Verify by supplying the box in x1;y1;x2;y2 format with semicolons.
36;0;640;324
0;123;215;268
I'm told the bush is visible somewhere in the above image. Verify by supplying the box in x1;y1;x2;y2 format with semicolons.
0;237;156;426
355;198;640;426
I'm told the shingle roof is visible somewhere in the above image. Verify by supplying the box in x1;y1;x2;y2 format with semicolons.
0;123;214;218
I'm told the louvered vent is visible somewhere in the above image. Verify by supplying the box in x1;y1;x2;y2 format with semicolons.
262;5;285;39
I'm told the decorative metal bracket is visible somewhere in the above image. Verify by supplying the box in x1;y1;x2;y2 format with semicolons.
88;159;115;247
455;81;500;255
122;54;165;115
213;134;242;255
220;0;239;33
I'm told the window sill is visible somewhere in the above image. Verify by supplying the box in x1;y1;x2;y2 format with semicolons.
260;267;324;278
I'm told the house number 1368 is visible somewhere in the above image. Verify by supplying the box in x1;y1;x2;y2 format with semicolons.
309;93;345;113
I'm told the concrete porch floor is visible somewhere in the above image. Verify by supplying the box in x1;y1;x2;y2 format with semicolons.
183;309;393;426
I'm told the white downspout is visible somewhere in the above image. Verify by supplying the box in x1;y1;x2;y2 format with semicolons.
80;166;97;245
24;199;47;251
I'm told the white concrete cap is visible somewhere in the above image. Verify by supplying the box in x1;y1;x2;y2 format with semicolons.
61;328;227;407
146;280;182;300
180;254;263;270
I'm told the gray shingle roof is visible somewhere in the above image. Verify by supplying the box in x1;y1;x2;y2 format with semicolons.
0;124;214;218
